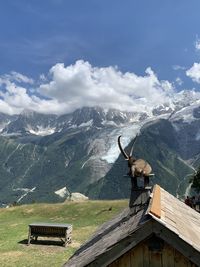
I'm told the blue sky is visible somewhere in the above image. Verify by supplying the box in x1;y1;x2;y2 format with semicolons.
0;0;200;115
0;0;199;78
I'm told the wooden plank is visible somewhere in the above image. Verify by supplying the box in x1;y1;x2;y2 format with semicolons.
149;184;161;219
162;243;175;267
118;251;131;267
149;252;162;267
174;249;188;267
143;243;150;267
88;220;153;267
108;259;119;267
163;243;173;266
152;221;200;266
130;243;144;267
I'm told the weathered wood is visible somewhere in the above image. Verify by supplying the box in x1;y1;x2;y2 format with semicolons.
64;184;200;267
162;243;175;267
129;186;151;210
88;219;153;267
108;236;199;267
142;243;150;266
152;220;200;266
27;226;31;246
174;249;188;267
27;223;72;247
149;185;161;218
130;243;143;267
118;252;131;267
149;252;162;267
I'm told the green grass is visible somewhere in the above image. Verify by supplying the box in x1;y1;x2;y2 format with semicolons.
0;200;128;267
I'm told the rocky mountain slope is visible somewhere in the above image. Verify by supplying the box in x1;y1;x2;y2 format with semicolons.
0;93;200;206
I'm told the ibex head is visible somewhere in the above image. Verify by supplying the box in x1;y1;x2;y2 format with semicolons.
118;135;152;178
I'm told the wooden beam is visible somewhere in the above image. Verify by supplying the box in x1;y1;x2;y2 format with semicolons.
149;184;161;219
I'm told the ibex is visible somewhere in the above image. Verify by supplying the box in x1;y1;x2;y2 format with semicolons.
118;135;152;187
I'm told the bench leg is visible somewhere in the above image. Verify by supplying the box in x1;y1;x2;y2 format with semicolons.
27;227;31;246
64;235;72;247
64;232;71;247
64;234;68;247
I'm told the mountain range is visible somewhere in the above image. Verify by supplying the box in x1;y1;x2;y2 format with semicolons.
0;90;200;206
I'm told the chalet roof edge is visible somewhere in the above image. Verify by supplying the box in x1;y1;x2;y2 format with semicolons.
64;184;200;267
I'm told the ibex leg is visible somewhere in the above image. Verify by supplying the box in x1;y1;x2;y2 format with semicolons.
131;176;138;188
144;176;149;188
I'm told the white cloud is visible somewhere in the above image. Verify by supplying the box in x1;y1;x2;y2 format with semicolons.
186;63;200;83
0;80;33;114
3;71;34;84
0;60;178;115
0;99;19;115
195;36;200;51
39;60;174;114
175;77;183;86
39;74;47;82
172;65;186;71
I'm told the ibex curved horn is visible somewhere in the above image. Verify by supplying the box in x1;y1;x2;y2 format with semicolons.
118;135;129;159
129;134;138;157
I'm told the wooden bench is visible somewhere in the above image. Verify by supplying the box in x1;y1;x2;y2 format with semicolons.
27;223;72;247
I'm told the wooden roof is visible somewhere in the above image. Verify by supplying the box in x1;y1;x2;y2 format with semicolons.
64;185;200;267
149;185;200;253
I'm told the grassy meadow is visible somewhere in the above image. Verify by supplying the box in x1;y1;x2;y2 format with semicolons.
0;200;128;267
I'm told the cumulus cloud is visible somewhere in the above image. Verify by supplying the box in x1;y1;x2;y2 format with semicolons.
39;60;174;114
0;60;176;115
0;79;33;114
186;63;200;83
2;71;34;84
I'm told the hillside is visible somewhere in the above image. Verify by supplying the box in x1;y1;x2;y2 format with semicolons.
0;199;128;267
0;107;145;206
0;100;200;205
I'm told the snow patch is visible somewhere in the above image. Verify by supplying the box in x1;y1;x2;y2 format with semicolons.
69;120;93;129
0;121;11;133
102;120;117;126
171;103;200;124
0;126;6;133
27;125;56;136
81;158;90;169
78;119;93;128
55;187;68;198
1;132;21;136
